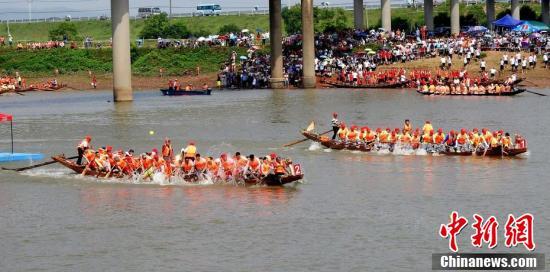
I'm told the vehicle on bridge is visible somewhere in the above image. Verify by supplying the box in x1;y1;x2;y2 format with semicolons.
138;7;162;19
194;4;222;16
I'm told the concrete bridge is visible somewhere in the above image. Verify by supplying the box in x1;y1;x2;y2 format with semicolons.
110;0;550;101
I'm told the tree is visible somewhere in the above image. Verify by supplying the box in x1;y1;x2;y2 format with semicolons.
140;14;191;39
434;13;450;27
392;17;410;32
48;22;78;41
496;9;511;20
520;5;537;21
282;5;349;34
218;23;241;34
140;14;170;39
281;5;303;34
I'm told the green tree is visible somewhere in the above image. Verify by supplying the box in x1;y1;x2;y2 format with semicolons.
218;23;241;34
281;5;303;34
434;13;450;27
140;13;170;39
392;17;410;32
48;22;78;41
164;21;191;38
496;9;511;20
520;5;537;21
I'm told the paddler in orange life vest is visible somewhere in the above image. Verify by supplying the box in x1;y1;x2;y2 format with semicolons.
364;127;376;143
490;131;500;148
206;157;220;177
273;157;287;176
181;157;194;176
347;125;359;142
456;129;470;150
433;128;446;145
337;122;348;141
194;153;207;174
220;153;235;178
260;157;272;177
411;131;421;149
234;152;248;175
77;135;92;165
184;141;197;160
400;130;412;146
403;119;412;135
161;138;173;162
245;154;261;177
379;128;390;143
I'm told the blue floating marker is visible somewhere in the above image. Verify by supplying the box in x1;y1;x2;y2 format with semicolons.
0;153;44;163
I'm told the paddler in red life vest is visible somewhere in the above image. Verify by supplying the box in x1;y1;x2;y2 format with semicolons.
161;138;173;162
365;127;376;143
183;141;197;161
337;123;348;141
514;134;526;149
77;135;92;165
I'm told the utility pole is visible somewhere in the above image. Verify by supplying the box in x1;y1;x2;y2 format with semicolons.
169;0;172;18
27;0;33;21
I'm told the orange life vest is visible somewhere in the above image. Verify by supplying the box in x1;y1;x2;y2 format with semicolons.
195;158;207;171
434;133;445;144
249;159;260;171
161;144;172;157
457;134;468;145
347;130;358;141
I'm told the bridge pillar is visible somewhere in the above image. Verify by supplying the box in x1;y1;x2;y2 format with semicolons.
301;0;316;88
111;0;132;102
354;0;364;29
424;0;434;31
381;0;391;31
542;0;550;25
269;0;284;89
450;0;460;35
486;0;495;29
511;0;520;20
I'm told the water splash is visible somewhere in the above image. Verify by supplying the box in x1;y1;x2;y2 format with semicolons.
308;142;322;151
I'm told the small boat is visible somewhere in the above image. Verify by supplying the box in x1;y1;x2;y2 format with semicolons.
34;84;67;92
416;88;526;96
160;88;212;96
475;146;527;157
52;155;303;186
326;81;407;89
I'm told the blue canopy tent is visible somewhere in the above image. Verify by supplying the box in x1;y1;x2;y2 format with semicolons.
513;21;550;33
492;14;522;29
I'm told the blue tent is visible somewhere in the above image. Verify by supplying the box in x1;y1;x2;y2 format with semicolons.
493;14;522;28
513;21;550;33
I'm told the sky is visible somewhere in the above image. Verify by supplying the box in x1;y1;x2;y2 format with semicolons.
0;0;392;20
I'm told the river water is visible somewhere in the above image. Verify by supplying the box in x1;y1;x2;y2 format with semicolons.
0;89;548;271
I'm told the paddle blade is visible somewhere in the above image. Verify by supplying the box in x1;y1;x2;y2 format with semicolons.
305;121;315;132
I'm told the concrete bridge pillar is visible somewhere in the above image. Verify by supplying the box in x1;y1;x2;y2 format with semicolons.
269;0;284;89
301;0;316;88
424;0;434;31
511;0;520;20
450;0;460;35
111;0;132;102
486;0;495;29
354;0;364;29
542;0;550;25
381;0;391;31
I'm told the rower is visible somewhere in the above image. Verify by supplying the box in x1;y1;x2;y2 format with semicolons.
183;141;197;160
403;119;412;135
76;135;92;165
181;157;194;176
501;133;512;149
347;126;359;142
456;129;470;151
422;121;433;135
433;128;445;146
194;153;207;174
331;112;340;140
245;154;261;176
161;138;173;162
336;123;348;141
514;134;526;149
260;157;272;177
220;153;235;178
273;157;287;176
206;157;220;177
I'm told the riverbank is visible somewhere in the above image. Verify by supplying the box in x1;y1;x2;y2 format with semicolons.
10;50;550;92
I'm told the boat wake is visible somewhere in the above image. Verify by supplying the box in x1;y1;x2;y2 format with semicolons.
308;142;323;151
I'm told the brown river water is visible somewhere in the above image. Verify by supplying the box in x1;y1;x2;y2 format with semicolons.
0;88;549;271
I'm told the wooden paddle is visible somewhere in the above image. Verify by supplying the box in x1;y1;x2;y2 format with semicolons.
1;155;78;172
283;129;332;147
519;80;547;96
